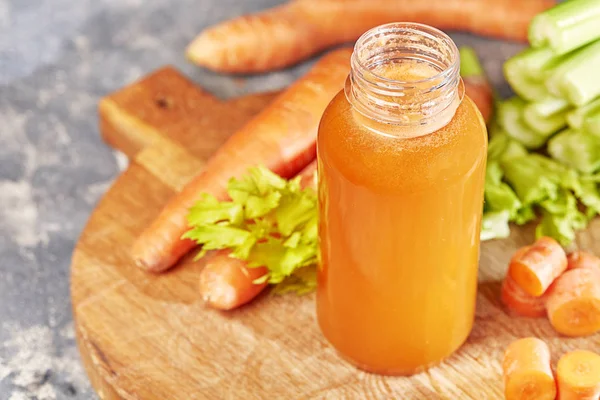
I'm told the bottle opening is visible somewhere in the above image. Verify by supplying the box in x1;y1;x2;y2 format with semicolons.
345;23;464;137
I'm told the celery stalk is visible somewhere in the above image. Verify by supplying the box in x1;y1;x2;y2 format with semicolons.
548;128;600;173
526;96;570;118
460;47;485;78
505;47;560;80
504;47;558;101
567;97;600;129
503;67;550;101
523;97;570;135
583;110;600;136
529;0;600;55
498;97;548;149
524;107;569;136
545;40;600;105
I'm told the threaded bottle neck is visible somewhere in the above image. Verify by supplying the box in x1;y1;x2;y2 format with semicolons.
345;23;463;137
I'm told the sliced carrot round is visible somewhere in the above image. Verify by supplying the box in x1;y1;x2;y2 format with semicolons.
557;349;600;400
546;268;600;337
509;237;567;297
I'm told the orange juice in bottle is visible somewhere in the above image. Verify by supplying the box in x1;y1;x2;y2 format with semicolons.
317;23;487;375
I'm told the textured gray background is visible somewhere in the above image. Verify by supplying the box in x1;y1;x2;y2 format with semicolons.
0;0;522;398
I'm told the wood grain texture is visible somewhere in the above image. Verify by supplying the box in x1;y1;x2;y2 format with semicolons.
72;67;600;400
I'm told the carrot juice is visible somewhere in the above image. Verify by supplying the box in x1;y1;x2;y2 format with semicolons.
316;23;487;375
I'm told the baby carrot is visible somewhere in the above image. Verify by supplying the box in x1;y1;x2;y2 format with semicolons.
199;161;317;310
509;236;568;297
199;250;268;310
567;250;600;272
132;49;350;272
556;350;600;400
187;0;555;73
546;268;600;337
502;337;557;400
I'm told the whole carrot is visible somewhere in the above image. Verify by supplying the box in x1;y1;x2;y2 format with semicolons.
199;250;269;310
132;49;351;272
187;0;555;74
199;161;317;310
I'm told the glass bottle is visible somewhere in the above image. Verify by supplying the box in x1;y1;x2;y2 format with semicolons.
316;23;488;375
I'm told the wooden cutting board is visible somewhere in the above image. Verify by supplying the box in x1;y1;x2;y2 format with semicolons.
71;67;600;400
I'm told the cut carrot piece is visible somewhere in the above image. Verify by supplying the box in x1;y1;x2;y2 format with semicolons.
556;350;600;400
546;268;600;337
502;337;557;400
501;275;547;318
567;250;600;272
199;250;268;310
199;161;317;310
511;245;533;263
509;236;567;297
132;49;350;272
501;245;546;317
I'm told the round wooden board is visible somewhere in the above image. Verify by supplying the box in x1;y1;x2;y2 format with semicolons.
72;67;600;400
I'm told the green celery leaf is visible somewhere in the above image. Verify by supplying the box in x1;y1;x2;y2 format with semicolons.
300;217;318;243
245;191;282;219
502;155;559;205
227;175;259;204
182;225;254;260
247;239;287;274
548;129;600;174
230;235;258;260
186;194;243;226
480;210;511;241
488;133;529;163
484;162;522;218
536;209;586;246
275;191;317;236
514;205;537;225
272;267;317;295
249;165;287;194
575;180;600;217
537;189;587;245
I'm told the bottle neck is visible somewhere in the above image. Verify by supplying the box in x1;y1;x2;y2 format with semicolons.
345;23;463;138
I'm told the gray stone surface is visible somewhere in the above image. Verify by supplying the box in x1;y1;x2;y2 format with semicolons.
0;0;523;398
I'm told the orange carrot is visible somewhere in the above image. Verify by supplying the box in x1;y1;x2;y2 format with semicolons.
187;0;555;73
199;161;317;310
502;275;547;318
567;251;600;272
464;78;494;124
502;337;557;400
460;47;494;124
502;246;547;317
199;250;269;310
132;49;350;272
509;236;568;297
556;350;600;400
546;268;600;337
